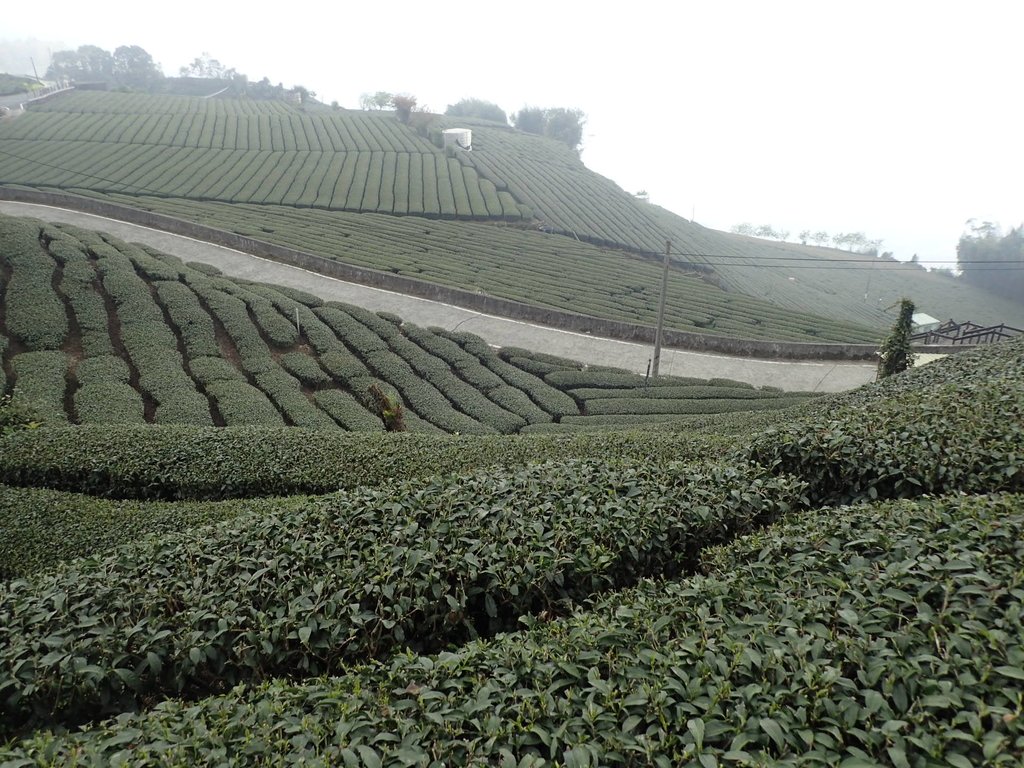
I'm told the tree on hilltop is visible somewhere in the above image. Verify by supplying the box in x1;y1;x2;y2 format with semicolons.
179;53;239;80
112;46;162;90
47;44;163;90
445;98;507;124
957;220;1024;303
46;45;114;82
513;106;586;152
360;91;395;110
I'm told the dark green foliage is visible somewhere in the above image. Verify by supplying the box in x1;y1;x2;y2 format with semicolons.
73;355;144;424
10;352;69;424
96;239;210;425
251;368;336;429
877;297;915;378
0;394;42;436
153;280;220;359
313;390;384;432
0;218;68;351
0;460;802;734
204;380;285;426
59;258;113;358
188;355;245;384
747;338;1024;505
0;425;735;500
365;381;405;432
278;351;331;387
6;494;1022;765
0;486;302;580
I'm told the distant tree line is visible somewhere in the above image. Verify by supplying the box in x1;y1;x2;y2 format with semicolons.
512;107;586;152
46;45;162;90
957;220;1024;305
45;46;316;103
731;223;884;255
361;95;587;152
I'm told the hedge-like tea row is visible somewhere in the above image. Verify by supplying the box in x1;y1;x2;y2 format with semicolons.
6;493;1021;765
10;352;69;425
546;369;730;390
0;425;735;499
73;355;144;425
0;460;804;734
451;332;579;418
586;395;811;416
0;486;307;580
153;280;220;359
313;389;384;431
95;239;211;425
745;342;1024;505
0;218;67;352
569;385;805;401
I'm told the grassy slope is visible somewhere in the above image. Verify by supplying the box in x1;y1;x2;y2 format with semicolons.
2;90;1017;336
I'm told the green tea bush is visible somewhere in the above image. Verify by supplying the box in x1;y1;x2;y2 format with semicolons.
0;460;803;734
59;260;113;358
10;352;69;424
0;218;68;351
586;396;810;416
0;425;732;500
251;368;337;428
6;494;1020;765
99;249;210;425
0;486;304;580
189;355;245;384
278;352;332;387
313;390;384;431
747;340;1024;505
153;280;220;359
205;380;285;427
74;355;144;425
318;348;371;385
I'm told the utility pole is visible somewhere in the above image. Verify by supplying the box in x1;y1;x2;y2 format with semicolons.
30;58;41;84
651;240;671;378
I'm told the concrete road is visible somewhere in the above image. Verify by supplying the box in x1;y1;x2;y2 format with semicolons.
0;201;877;392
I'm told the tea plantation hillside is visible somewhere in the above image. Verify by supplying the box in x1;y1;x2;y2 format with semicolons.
641;202;1024;331
2;90;1019;333
0;336;1022;765
0;213;817;435
81;193;880;344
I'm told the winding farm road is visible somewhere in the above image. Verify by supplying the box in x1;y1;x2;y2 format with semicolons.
1;201;877;392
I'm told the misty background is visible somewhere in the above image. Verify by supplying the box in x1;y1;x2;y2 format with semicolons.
2;0;1020;268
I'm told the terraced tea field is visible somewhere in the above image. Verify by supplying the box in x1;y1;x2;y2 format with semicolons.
79;193;882;343
0;213;817;434
0;92;521;218
0;330;1021;765
2;90;1020;335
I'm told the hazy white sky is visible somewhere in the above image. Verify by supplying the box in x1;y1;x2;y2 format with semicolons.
3;1;1021;266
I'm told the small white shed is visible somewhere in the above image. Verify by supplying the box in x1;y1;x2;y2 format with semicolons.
442;128;472;151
